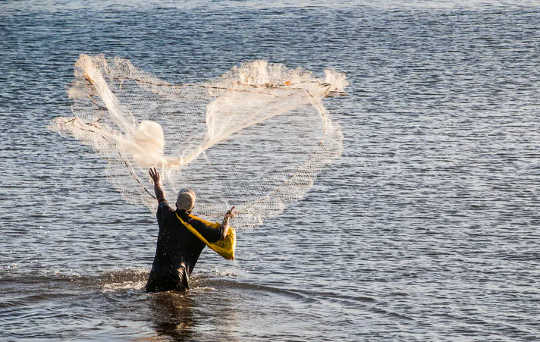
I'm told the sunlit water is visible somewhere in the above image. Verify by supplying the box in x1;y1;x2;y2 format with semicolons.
1;1;539;341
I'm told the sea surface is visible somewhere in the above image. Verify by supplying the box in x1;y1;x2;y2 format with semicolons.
1;1;539;341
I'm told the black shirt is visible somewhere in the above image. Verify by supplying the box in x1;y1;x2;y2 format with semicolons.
145;200;224;292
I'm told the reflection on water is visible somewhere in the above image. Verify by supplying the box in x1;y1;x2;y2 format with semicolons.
149;292;195;342
98;272;243;342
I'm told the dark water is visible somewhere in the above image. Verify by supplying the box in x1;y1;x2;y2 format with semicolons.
1;1;539;341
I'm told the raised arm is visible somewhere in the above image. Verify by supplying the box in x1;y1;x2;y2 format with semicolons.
149;168;165;202
183;205;236;243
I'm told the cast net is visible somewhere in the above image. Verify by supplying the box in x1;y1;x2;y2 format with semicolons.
50;54;347;229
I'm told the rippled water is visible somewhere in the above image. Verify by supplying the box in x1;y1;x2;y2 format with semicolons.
1;1;539;341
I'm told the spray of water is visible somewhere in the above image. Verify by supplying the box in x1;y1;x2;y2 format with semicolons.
50;54;347;229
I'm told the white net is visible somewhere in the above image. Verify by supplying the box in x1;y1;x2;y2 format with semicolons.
50;54;347;229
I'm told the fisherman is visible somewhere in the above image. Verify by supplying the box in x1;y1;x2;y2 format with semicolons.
146;167;235;292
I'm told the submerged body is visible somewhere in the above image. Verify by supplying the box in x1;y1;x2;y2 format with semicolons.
145;201;225;292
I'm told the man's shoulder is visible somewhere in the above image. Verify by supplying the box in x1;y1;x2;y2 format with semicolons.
158;199;172;209
187;213;221;229
157;200;175;219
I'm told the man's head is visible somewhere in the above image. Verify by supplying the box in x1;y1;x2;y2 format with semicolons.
176;188;196;212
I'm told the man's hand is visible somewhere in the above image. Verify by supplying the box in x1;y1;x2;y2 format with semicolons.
149;167;161;185
221;206;235;239
149;168;165;202
225;206;236;220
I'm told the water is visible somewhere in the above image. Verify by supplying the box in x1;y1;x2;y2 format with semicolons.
1;1;539;341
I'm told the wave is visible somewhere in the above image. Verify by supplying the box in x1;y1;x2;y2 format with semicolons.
1;267;379;312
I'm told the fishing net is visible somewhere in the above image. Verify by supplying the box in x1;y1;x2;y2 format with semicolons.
50;54;347;229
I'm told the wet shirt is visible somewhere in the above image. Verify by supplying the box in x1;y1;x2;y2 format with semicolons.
146;200;224;292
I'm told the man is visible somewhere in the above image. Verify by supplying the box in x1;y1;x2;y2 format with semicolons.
146;167;235;293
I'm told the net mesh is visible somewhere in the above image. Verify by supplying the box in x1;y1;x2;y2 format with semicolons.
50;54;347;229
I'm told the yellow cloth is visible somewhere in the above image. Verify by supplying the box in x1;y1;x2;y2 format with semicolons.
175;212;236;260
